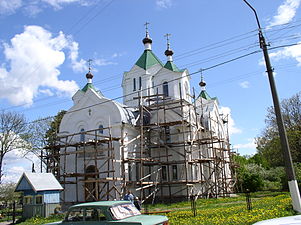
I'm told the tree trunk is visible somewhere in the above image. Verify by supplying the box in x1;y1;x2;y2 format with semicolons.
0;154;3;184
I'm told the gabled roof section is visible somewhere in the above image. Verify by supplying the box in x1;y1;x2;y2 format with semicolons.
81;83;97;92
164;61;182;72
135;50;163;70
15;172;63;193
198;90;212;100
81;83;104;97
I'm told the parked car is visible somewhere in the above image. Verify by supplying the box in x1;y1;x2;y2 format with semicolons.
253;215;301;225
44;200;169;225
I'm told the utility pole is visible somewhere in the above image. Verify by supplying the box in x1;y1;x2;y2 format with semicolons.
243;0;301;212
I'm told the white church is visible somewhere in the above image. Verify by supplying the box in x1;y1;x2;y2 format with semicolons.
55;27;234;205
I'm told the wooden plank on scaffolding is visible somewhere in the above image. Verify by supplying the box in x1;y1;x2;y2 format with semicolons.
82;177;123;183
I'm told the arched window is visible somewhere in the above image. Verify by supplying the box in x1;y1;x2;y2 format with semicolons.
161;165;167;181
133;78;136;91
98;125;104;134
80;128;85;142
172;165;178;180
163;81;169;97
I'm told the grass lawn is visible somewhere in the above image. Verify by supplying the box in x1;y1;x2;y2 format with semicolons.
17;192;296;225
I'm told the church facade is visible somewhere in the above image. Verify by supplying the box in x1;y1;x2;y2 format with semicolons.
56;29;234;205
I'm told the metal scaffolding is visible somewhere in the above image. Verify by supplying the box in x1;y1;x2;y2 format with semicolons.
44;89;235;205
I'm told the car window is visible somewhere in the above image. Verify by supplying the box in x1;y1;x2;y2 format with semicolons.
85;208;106;221
66;208;84;222
110;203;141;220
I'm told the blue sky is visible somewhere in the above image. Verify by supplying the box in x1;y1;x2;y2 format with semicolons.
1;0;301;182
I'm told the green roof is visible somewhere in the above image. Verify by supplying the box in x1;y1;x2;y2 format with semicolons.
164;61;180;72
198;90;212;100
81;83;97;92
135;50;163;70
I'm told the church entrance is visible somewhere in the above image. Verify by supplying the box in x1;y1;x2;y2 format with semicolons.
84;165;99;202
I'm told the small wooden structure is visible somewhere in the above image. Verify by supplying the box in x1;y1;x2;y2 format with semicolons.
15;172;63;218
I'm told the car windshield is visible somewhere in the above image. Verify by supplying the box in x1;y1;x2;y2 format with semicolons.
110;203;141;220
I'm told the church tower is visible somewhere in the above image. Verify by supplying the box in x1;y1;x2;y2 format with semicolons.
122;23;163;107
122;24;192;108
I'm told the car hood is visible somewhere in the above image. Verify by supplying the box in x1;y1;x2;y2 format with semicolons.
253;215;301;225
118;214;168;225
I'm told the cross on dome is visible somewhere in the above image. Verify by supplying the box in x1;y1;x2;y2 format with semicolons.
142;22;152;50
199;69;206;90
86;59;94;83
164;33;174;60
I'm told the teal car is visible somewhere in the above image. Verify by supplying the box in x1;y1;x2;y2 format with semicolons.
44;201;169;225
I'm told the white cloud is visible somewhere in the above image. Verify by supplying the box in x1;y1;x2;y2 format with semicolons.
41;0;85;9
39;89;54;96
239;81;250;88
0;25;80;106
156;0;172;9
269;0;301;27
94;58;116;66
111;52;126;58
0;0;98;16
233;140;257;149
2;166;26;183
219;106;242;135
269;41;301;65
68;41;88;73
2;149;40;183
0;0;22;15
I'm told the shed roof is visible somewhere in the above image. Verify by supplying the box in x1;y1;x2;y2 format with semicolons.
15;172;63;193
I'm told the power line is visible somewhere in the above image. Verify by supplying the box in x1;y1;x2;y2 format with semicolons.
13;39;301;125
3;22;301;114
21;48;263;124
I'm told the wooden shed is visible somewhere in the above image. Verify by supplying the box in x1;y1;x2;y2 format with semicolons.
15;172;63;218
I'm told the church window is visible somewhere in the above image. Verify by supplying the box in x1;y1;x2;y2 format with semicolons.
161;166;167;181
172;165;178;180
165;126;170;143
80;128;85;142
133;78;136;91
185;81;189;98
98;125;104;134
139;76;142;90
163;82;169;97
151;76;154;88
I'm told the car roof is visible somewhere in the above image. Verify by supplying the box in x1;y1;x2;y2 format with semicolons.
69;201;131;209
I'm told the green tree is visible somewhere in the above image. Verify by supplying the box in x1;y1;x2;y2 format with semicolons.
234;161;264;192
45;110;66;147
256;92;301;167
44;110;66;174
0;183;20;204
